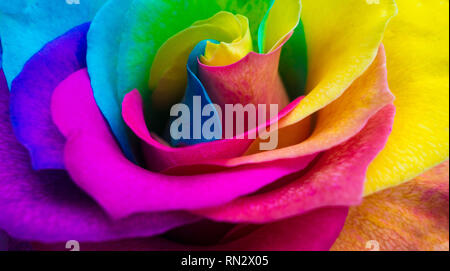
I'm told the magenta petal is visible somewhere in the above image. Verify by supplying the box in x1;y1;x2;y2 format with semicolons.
34;207;348;251
9;23;90;170
198;33;292;111
196;104;396;223
0;70;198;242
122;89;303;172
216;207;349;251
52;69;317;218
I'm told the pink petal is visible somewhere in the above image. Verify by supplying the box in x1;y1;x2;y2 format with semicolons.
122;89;303;171
198;33;292;111
199;45;394;168
215;207;349;251
195;104;396;223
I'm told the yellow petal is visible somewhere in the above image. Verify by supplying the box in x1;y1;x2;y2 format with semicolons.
203;0;302;66
279;0;397;129
150;11;249;109
364;0;450;195
259;0;301;53
200;15;253;66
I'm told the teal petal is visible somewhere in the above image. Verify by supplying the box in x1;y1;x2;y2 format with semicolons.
0;0;107;87
257;0;276;53
87;0;136;161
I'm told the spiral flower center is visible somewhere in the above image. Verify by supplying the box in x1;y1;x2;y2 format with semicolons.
150;11;253;110
143;2;302;147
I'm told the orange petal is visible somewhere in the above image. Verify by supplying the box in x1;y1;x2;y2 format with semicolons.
332;161;449;251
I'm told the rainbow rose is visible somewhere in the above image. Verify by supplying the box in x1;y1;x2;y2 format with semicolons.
0;0;448;251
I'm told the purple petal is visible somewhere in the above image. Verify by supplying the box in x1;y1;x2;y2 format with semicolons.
0;230;8;251
0;69;199;243
9;23;89;170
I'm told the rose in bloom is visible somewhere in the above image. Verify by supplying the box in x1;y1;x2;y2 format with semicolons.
0;0;448;251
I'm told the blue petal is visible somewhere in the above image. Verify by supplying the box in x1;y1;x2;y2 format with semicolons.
169;40;222;147
87;0;136;162
0;38;3;69
0;0;107;87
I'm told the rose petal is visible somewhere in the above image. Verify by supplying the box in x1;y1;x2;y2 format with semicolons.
196;104;395;223
332;161;449;251
364;0;449;195
150;12;253;109
0;230;8;251
195;45;394;168
52;69;317;218
0;230;31;251
0;69;198;243
214;207;348;251
0;0;105;86
200;16;253;67
116;0;221;104
122;89;303;172
125;45;393;174
258;0;300;53
9;23;89;170
278;19;308;99
87;0;136;161
116;0;279;106
34;207;349;251
0;38;3;68
168;40;222;147
198;33;290;111
277;0;397;130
